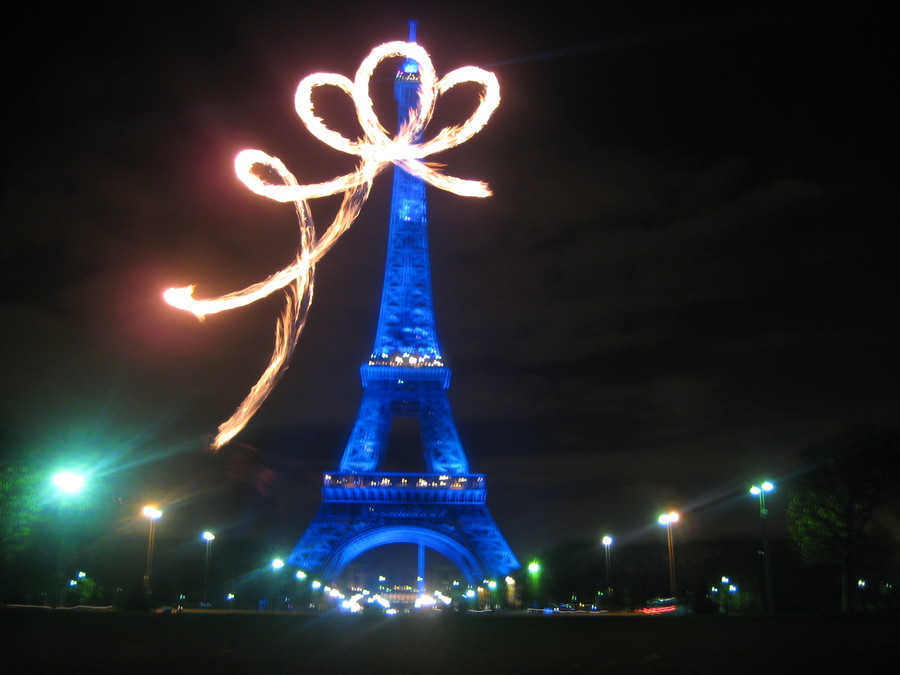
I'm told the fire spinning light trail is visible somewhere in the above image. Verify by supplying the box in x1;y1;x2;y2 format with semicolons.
164;40;500;449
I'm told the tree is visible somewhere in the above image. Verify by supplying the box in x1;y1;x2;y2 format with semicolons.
0;460;42;561
0;458;43;600
787;426;900;613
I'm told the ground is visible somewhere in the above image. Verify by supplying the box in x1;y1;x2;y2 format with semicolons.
3;607;897;673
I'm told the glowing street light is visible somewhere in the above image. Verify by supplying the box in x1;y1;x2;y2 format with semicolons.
601;535;613;605
658;512;680;598
52;471;86;495
201;531;215;607
750;481;775;613
142;506;162;591
750;480;775;520
658;512;680;526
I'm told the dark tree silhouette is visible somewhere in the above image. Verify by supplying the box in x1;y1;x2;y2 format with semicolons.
0;451;43;602
0;461;41;561
787;426;900;613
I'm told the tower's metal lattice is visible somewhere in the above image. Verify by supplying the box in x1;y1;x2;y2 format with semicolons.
288;46;519;585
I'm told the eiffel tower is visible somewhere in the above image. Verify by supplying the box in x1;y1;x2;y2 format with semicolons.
288;31;519;587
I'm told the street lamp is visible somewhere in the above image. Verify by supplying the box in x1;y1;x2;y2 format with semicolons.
601;536;613;606
504;575;517;608
750;481;775;613
658;511;680;598
201;531;215;607
142;506;162;591
269;558;285;611
527;561;541;608
51;471;86;607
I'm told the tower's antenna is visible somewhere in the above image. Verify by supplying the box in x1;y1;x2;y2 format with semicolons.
408;20;417;43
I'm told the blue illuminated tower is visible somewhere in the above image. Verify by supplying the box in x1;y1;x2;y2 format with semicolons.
288;31;519;586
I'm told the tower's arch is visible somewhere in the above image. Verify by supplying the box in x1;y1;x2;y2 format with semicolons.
319;526;484;585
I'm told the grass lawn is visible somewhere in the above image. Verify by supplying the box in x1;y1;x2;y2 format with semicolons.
3;607;897;673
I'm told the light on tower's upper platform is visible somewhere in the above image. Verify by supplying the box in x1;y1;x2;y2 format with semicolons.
370;351;443;367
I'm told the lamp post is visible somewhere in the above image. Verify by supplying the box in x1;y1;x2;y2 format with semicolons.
201;531;215;607
750;481;775;613
527;561;541;608
51;471;86;607
504;576;517;608
270;558;285;611
601;536;613;607
142;506;162;592
658;512;680;598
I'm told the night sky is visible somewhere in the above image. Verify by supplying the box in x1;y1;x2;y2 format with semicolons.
3;2;896;571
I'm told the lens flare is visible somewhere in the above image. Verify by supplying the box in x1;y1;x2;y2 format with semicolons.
164;40;500;449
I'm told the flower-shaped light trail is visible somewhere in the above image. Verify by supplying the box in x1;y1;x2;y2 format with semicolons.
164;40;500;449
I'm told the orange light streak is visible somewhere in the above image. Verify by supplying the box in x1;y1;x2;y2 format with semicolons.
635;605;678;614
164;40;499;449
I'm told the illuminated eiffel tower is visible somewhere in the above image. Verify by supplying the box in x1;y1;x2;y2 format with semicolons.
288;28;519;586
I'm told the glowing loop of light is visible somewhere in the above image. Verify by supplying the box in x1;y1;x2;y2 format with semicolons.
163;41;500;449
235;42;499;204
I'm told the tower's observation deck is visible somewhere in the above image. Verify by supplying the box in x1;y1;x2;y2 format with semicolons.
323;473;487;504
